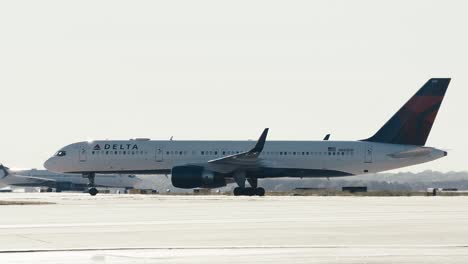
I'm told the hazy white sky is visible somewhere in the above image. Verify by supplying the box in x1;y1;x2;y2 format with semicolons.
0;0;466;172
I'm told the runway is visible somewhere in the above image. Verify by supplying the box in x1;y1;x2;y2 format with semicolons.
1;193;468;263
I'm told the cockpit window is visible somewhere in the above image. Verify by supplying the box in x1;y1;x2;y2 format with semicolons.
56;151;67;157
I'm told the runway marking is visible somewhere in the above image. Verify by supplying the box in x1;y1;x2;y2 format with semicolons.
15;234;51;245
0;218;322;229
0;214;455;229
2;245;468;254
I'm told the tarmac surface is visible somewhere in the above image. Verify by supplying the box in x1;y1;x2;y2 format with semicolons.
1;193;468;263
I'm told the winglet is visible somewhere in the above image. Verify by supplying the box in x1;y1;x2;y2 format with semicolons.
323;134;330;140
250;128;269;153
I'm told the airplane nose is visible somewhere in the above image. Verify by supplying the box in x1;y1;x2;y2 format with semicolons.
44;158;56;171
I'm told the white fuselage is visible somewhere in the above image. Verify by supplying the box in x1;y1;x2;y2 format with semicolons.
44;140;446;177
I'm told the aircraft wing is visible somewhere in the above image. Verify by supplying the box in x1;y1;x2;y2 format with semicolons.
208;128;268;168
16;175;57;183
0;164;57;187
6;175;57;187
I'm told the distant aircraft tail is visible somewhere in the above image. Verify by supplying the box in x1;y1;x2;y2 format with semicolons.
0;164;10;179
363;78;450;146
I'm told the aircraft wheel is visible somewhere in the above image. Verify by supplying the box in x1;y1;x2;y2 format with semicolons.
256;187;265;196
89;188;99;196
233;187;242;196
245;187;256;196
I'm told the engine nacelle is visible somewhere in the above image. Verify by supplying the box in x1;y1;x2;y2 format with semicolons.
171;165;226;189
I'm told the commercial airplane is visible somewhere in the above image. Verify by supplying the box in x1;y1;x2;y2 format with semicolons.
0;164;141;191
44;78;450;196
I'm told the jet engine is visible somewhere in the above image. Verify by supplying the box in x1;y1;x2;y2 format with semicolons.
171;165;226;189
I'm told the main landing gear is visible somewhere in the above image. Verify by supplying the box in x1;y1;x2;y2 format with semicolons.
84;173;99;196
233;172;265;196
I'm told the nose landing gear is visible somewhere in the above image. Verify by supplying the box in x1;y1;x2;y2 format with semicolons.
88;187;98;196
84;173;99;196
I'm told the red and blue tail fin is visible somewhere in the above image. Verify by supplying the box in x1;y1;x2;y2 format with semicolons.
363;78;450;146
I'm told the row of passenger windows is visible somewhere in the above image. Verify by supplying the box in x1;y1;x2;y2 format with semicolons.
91;150;149;155
165;150;355;156
90;150;355;157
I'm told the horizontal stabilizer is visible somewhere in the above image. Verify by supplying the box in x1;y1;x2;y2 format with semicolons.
388;147;432;159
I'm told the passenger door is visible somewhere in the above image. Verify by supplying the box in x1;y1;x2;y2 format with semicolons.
155;145;164;162
79;146;87;162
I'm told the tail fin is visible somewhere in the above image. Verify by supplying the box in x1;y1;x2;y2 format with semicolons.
0;164;10;179
363;78;450;146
